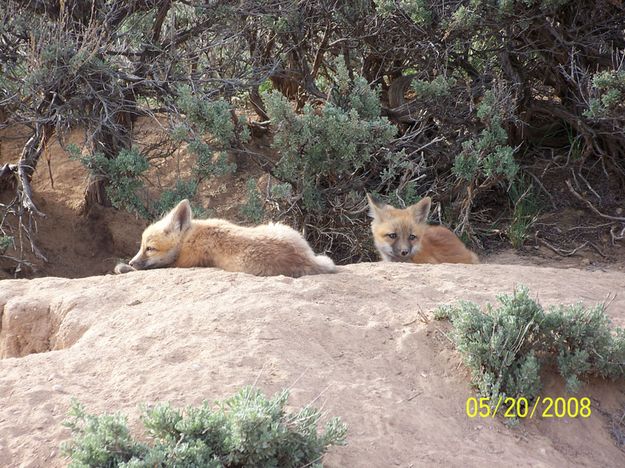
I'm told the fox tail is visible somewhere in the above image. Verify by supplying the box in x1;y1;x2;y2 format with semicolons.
311;254;337;274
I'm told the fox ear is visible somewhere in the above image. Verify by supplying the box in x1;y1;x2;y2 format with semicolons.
165;199;192;232
410;197;431;223
366;193;386;219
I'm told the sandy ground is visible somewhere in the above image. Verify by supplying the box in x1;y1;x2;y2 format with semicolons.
1;263;624;467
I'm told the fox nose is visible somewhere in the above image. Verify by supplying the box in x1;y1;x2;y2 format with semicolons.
129;259;136;267
400;249;410;257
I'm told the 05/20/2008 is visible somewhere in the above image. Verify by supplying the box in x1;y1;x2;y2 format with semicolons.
466;396;591;419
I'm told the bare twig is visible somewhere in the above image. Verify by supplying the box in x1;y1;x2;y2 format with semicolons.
566;180;625;222
536;232;589;257
610;225;625;244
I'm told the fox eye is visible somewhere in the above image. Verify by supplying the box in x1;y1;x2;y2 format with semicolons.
145;246;155;252
387;233;397;239
409;234;417;241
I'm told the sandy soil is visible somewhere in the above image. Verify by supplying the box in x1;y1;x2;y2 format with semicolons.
1;263;624;467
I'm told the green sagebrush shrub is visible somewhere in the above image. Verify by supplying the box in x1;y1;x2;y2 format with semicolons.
68;146;151;217
374;0;432;25
240;178;264;223
62;386;347;468
452;88;518;184
69;87;243;220
264;82;396;214
584;70;625;119
0;235;13;254
173;85;245;179
435;287;625;406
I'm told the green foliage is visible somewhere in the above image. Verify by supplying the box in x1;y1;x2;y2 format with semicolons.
240;179;265;223
436;287;625;410
330;59;383;120
451;0;572;20
378;149;413;186
440;289;543;404
62;401;147;467
453;89;518;183
145;87;242;219
63;387;347;468
348;76;385;121
265;81;395;213
507;177;540;248
68;84;247;221
261;66;425;261
524;0;571;10
176;86;238;148
185;138;234;180
155;180;199;217
0;235;13;254
69;144;209;220
448;5;479;32
584;71;625;119
69;145;149;217
383;180;422;208
544;303;625;388
412;76;456;99
174;87;241;179
374;0;431;25
258;79;274;94
270;182;293;200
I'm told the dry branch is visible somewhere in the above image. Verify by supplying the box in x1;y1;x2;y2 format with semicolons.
566;180;625;222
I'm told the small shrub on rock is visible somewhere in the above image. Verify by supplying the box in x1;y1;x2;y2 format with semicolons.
436;287;625;405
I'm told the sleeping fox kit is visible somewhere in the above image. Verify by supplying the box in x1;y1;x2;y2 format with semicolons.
367;194;478;264
116;199;336;277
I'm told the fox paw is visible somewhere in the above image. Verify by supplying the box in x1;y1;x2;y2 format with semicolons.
114;262;136;274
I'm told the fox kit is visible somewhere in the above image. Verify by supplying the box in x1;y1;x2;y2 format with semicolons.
116;199;336;277
367;194;478;264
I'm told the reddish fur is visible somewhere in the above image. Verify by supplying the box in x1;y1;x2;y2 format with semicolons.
409;226;478;264
367;195;478;265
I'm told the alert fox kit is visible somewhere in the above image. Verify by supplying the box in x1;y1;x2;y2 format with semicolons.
367;194;478;264
117;199;336;277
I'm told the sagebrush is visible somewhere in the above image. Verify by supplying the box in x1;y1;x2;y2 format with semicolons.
435;287;625;410
62;386;347;468
2;0;624;272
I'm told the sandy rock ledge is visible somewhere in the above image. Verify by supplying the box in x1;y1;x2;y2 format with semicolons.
1;263;624;467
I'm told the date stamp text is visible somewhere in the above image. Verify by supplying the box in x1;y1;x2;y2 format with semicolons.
466;396;591;419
